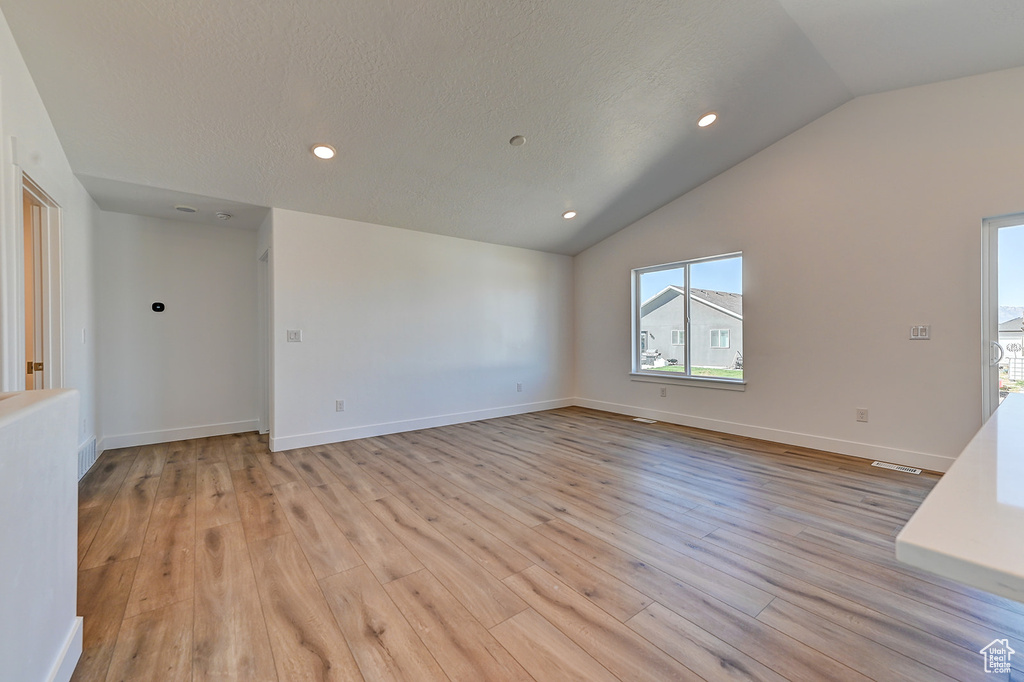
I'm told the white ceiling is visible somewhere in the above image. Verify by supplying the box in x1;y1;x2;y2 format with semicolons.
3;0;1024;254
78;175;269;231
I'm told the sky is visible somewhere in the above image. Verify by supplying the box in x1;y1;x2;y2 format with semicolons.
640;256;742;302
1000;225;1024;306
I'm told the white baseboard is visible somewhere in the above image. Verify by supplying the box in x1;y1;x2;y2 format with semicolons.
270;399;574;452
99;420;259;453
94;401;952;472
573;398;955;473
48;616;82;682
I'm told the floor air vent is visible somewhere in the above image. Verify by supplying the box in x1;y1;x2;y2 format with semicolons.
871;461;921;475
78;438;98;479
633;418;658;424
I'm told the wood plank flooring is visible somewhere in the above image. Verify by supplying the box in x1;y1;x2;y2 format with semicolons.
71;408;1020;681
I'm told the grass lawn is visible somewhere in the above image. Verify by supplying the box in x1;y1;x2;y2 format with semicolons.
646;365;743;379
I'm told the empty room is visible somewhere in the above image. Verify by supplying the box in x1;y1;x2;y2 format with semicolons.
2;1;1024;681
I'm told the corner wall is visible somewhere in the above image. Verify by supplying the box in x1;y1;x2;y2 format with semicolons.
96;211;258;449
574;66;1024;472
269;208;574;450
0;390;81;682
0;6;97;455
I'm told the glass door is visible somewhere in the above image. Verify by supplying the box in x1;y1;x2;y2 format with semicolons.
983;215;1024;418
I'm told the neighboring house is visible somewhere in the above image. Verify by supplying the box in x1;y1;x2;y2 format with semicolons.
998;316;1024;368
640;287;742;368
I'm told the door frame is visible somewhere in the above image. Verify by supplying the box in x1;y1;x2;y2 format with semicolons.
257;248;270;434
981;213;1024;420
18;172;63;390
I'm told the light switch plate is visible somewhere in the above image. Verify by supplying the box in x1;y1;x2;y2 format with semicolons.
286;329;302;342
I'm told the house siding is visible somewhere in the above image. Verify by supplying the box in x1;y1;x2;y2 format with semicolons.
640;293;742;368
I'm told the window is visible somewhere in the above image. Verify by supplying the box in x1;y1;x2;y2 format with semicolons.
633;253;742;383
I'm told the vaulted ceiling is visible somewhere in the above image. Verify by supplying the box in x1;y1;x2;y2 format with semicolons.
3;0;1024;253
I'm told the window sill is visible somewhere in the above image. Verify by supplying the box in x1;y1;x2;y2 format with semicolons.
629;372;746;391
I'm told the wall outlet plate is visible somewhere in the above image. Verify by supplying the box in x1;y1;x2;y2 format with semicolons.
856;408;869;422
335;400;345;412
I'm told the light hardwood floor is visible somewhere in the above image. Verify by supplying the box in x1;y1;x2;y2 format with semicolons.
71;408;1022;681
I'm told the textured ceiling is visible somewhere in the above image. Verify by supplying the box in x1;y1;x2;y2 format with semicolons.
3;0;1024;254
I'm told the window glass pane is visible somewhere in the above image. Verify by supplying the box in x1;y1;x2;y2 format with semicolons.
639;266;685;373
690;257;742;380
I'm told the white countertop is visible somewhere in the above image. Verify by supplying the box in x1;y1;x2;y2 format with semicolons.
896;393;1024;602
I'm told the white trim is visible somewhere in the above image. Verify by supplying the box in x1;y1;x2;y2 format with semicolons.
270;399;574;452
573;397;954;472
629;372;746;391
47;617;82;682
982;217;997;421
98;419;259;452
257;249;270;434
633;252;742;378
22;172;64;390
981;214;1024;421
2;167;64;391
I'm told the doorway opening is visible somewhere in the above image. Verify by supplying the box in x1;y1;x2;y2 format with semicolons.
20;173;62;391
983;214;1024;418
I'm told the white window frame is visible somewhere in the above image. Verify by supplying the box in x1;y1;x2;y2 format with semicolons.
982;213;1024;420
631;252;744;390
710;329;730;349
671;329;684;345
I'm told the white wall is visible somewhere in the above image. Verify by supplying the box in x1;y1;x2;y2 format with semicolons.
269;208;574;450
0;7;97;453
0;390;81;682
96;211;258;449
575;66;1024;472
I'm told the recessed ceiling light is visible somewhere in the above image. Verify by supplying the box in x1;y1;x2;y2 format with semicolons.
562;210;577;220
312;144;336;160
174;205;197;213
509;135;526;146
697;112;718;128
215;212;232;221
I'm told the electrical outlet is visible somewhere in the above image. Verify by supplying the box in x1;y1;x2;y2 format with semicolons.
335;400;345;412
660;387;667;397
516;382;523;392
909;325;930;340
856;408;868;423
